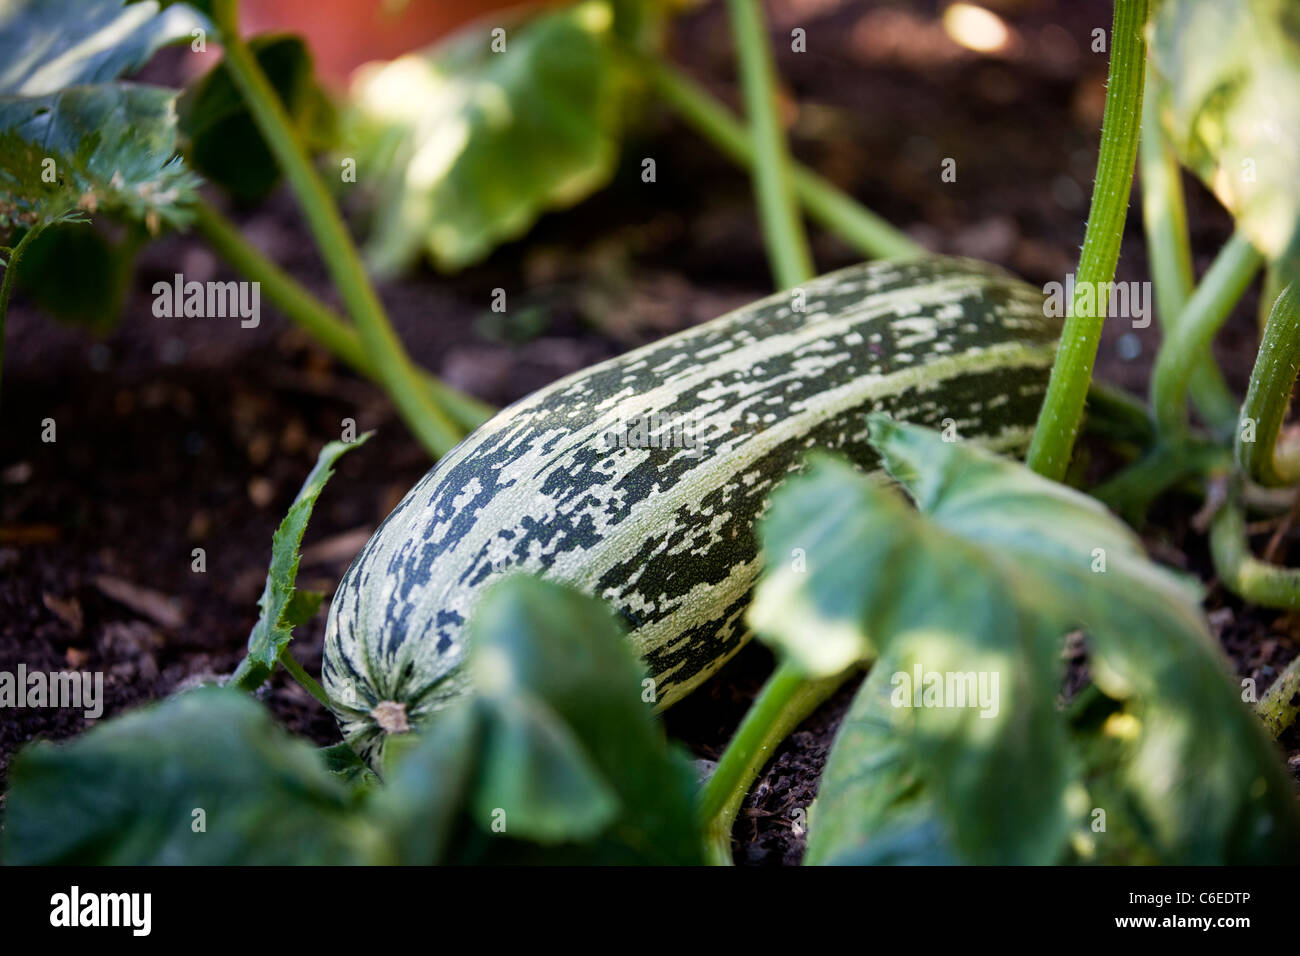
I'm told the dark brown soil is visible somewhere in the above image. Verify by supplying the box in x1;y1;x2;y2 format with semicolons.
1;0;1296;863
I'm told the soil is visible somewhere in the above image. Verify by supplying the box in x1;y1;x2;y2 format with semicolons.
1;0;1296;865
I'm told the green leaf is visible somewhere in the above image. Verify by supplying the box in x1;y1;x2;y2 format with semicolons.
804;646;960;866
472;692;619;844
0;83;200;232
753;417;1300;864
14;219;144;331
364;701;482;864
1151;0;1300;279
0;1;206;233
463;575;703;863
346;0;630;275
0;0;208;96
179;33;336;202
233;433;371;691
2;687;380;864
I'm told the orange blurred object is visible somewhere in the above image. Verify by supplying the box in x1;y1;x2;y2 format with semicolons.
240;0;540;86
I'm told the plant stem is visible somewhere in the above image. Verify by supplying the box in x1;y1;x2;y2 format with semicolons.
1091;439;1229;525
0;222;42;412
210;0;461;457
1150;232;1262;441
1237;282;1300;487
190;200;494;433
1258;653;1300;738
1026;0;1149;480
1138;66;1237;436
277;646;333;709
637;53;923;261
698;660;859;866
724;0;814;288
1210;480;1300;608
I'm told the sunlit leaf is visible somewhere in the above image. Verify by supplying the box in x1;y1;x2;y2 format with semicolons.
0;0;208;96
753;417;1300;864
345;0;631;275
1151;0;1300;278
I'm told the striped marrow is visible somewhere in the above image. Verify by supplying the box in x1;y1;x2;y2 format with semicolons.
323;257;1061;761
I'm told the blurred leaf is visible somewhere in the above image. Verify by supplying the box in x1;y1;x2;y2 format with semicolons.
346;0;631;275
14;219;144;331
472;692;619;844
1151;0;1300;279
232;433;371;691
459;576;703;863
0;83;200;232
753;417;1300;864
364;702;481;864
806;653;960;866
3;687;379;864
179;33;336;202
0;0;208;96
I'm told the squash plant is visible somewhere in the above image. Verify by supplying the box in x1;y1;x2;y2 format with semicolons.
3;0;1300;866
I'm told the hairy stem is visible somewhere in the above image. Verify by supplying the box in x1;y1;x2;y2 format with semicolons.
191;200;493;433
1139;66;1237;436
1026;0;1149;480
724;0;814;288
638;53;923;261
1258;653;1300;738
1210;481;1300;608
0;222;43;412
1237;282;1300;487
699;660;859;866
1150;232;1262;442
210;0;460;457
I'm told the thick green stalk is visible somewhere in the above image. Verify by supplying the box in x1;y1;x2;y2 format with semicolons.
191;200;494;433
210;0;460;457
699;661;859;866
639;54;922;261
724;0;813;288
1150;232;1262;441
0;222;43;412
1236;282;1300;487
1258;653;1300;738
1026;0;1149;480
1139;67;1237;436
1210;481;1300;608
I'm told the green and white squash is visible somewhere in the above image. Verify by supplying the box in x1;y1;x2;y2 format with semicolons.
323;257;1060;761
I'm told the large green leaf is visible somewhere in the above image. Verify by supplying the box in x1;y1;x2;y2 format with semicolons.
0;83;199;231
0;0;207;96
360;576;704;863
232;432;371;691
3;687;380;865
1151;0;1300;279
752;417;1300;864
346;0;630;275
179;33;336;202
